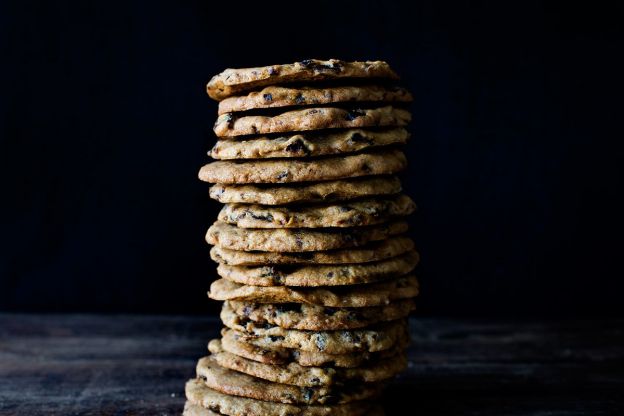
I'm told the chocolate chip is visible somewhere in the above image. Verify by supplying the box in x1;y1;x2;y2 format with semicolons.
249;211;274;222
344;109;366;121
269;335;284;342
285;139;310;155
326;271;334;278
349;132;374;144
314;333;328;351
294;93;306;105
263;93;273;101
223;113;234;128
303;388;314;401
300;59;342;72
294;234;304;248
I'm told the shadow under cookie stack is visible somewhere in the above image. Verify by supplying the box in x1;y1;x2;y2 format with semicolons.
184;59;419;416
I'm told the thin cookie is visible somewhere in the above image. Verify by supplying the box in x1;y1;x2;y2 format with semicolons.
214;106;410;137
208;128;409;159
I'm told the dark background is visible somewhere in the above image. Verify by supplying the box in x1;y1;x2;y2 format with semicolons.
1;1;623;317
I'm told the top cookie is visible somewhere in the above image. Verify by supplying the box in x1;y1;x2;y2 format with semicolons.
218;85;412;114
206;59;399;100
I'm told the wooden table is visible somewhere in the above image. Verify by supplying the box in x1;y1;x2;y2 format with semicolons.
0;314;622;415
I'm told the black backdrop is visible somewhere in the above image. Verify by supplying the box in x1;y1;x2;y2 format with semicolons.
1;1;623;316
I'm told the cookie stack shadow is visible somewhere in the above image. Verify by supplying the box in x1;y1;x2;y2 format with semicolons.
185;59;419;416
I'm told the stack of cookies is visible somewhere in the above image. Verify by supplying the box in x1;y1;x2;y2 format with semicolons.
185;59;419;416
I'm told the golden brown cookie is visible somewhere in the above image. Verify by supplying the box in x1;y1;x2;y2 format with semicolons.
209;176;402;205
214;106;410;137
209;275;419;307
199;149;406;184
208;128;409;159
210;236;415;266
206;59;399;100
217;85;412;114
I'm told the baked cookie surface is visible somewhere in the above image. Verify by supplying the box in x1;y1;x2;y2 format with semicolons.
218;85;412;114
216;251;419;287
210;236;415;266
196;356;382;404
224;298;415;330
185;378;378;416
218;194;416;229
199;149;406;184
205;220;408;252
216;329;407;368
207;59;399;100
214;106;411;137
209;176;402;205
208;128;409;159
209;275;419;307
207;346;406;388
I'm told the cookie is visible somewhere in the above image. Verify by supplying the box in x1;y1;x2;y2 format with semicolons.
218;194;416;229
222;317;407;354
217;85;412;114
209;176;402;205
208;128;409;160
210;236;415;266
214;106;411;137
183;402;385;416
196;356;382;404
224;298;415;331
199;149;406;185
209;275;419;307
205;220;408;252
185;378;379;416
209;341;407;387
216;251;419;287
216;329;408;368
183;402;220;416
206;59;399;100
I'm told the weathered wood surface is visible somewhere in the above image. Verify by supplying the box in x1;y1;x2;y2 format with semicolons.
0;315;622;415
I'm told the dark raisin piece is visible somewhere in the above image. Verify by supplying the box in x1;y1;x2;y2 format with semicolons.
263;93;273;101
324;307;338;316
339;206;354;212
361;163;372;173
276;171;289;181
344;109;366;121
310;377;320;385
326;271;334;278
242;305;252;317
268;67;278;75
269;335;285;342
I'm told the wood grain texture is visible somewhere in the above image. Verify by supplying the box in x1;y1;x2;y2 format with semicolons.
0;315;622;415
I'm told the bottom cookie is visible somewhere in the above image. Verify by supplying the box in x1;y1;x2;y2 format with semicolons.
185;378;380;416
183;401;386;416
